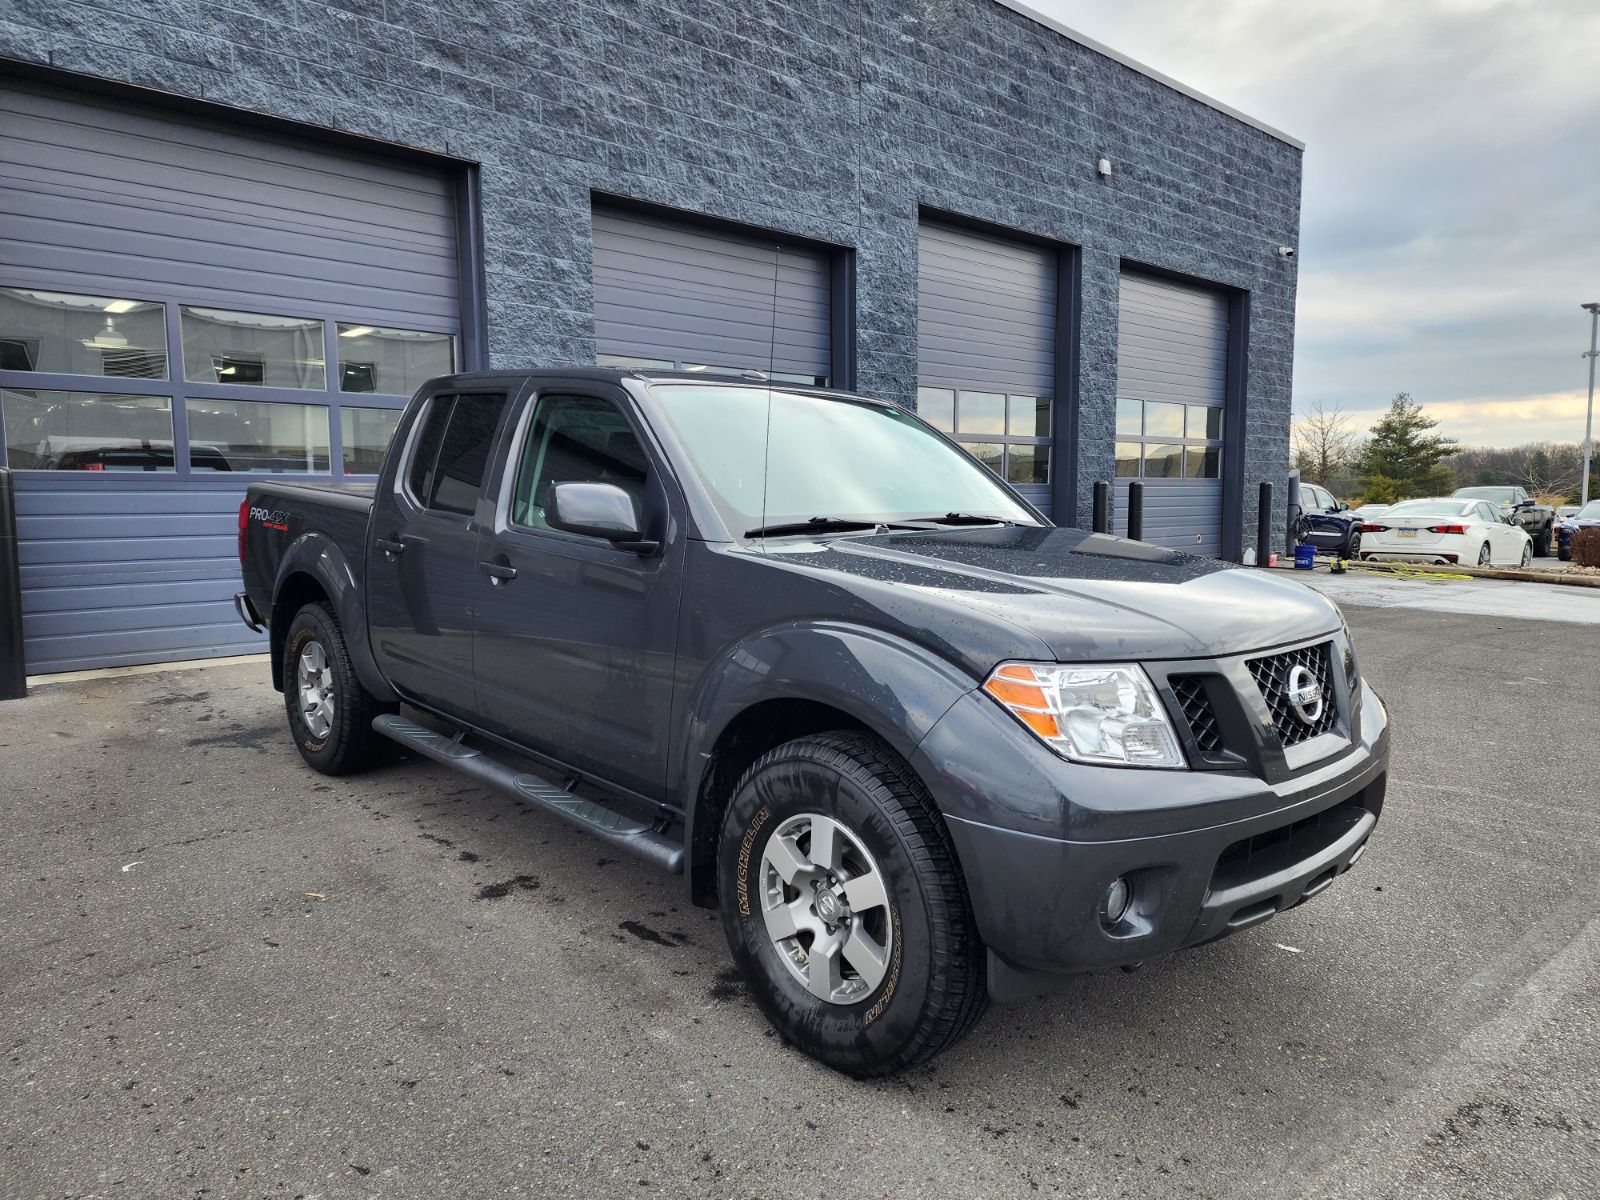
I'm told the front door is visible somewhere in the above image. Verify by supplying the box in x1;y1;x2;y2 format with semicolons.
471;385;682;800
366;389;511;718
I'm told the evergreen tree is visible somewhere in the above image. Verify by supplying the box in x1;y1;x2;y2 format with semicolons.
1354;394;1457;501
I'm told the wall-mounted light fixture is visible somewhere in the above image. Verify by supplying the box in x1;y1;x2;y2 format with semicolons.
1097;157;1113;178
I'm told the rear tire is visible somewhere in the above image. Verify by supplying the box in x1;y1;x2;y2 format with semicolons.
282;602;394;775
717;731;988;1077
1477;542;1492;567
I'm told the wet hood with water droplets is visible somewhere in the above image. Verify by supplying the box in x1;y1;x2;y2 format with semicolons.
769;525;1341;661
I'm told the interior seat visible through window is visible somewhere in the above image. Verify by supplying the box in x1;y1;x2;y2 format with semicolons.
512;394;648;531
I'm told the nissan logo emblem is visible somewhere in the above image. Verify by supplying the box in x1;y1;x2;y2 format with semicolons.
1286;664;1325;725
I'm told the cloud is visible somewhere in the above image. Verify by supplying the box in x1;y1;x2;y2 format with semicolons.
1319;389;1594;448
1029;0;1600;448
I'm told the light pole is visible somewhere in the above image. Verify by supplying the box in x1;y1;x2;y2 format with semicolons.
1584;303;1600;507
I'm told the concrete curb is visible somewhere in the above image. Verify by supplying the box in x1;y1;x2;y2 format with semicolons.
1270;561;1600;589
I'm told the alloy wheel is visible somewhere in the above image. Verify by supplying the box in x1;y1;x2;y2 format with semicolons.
296;640;336;740
758;812;894;1005
1477;542;1491;566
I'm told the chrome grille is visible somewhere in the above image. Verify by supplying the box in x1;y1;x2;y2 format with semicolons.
1170;675;1223;753
1246;641;1338;746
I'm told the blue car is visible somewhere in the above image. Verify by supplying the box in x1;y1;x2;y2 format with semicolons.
1556;500;1600;561
1297;482;1363;557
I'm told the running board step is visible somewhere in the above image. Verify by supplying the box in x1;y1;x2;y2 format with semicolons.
372;714;683;873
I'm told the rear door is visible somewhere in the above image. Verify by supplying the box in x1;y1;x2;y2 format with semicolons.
366;387;511;717
471;382;683;800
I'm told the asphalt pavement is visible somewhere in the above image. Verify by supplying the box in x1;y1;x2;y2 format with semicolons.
2;598;1597;1200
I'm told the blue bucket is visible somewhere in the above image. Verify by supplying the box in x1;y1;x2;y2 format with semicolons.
1293;544;1317;569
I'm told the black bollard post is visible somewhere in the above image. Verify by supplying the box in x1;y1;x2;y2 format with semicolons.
1127;481;1144;542
0;468;26;700
1256;481;1274;567
1092;481;1111;534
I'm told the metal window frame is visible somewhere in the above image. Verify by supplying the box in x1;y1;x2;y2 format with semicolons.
919;385;1053;487
1113;396;1225;481
0;291;450;479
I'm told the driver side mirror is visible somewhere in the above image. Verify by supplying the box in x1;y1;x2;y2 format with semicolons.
1336;500;1350;512
548;481;657;553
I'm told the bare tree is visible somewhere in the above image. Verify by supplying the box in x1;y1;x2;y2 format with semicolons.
1291;399;1361;485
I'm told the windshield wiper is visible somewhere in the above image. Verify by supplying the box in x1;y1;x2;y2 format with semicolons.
744;516;885;539
903;512;1021;527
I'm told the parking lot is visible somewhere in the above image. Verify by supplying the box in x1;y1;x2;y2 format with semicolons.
3;595;1598;1200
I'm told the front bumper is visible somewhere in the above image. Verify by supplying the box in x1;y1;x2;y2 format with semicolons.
911;652;1390;1000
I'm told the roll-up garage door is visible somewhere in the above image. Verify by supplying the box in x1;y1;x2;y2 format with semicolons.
915;220;1057;517
591;207;831;385
1114;272;1230;556
0;81;463;673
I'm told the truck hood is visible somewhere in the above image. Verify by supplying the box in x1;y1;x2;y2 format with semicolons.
775;525;1341;662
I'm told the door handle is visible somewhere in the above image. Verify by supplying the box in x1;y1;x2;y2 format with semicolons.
479;559;518;584
375;536;406;555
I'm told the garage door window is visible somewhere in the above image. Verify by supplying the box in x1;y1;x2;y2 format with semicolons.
181;307;326;389
1115;398;1222;479
1;288;452;479
185;397;329;473
341;406;403;474
2;389;174;470
0;288;168;379
337;324;455;395
917;387;1050;485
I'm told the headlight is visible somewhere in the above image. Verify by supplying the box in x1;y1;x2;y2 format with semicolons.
982;662;1186;768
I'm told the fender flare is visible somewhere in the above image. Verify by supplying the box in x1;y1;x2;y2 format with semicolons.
269;532;397;702
675;621;978;888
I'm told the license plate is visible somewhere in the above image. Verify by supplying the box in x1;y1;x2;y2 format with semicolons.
1397;529;1418;539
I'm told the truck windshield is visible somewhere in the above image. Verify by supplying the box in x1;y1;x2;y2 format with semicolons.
651;384;1038;536
1453;488;1516;502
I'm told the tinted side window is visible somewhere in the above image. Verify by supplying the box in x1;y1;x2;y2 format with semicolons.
407;396;454;500
510;394;647;531
407;393;508;515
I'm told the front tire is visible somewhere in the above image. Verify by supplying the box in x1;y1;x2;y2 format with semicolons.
1344;529;1362;559
1534;525;1552;557
717;731;988;1077
1520;541;1533;568
282;602;393;775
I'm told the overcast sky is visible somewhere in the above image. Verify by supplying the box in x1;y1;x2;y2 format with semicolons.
1034;0;1600;447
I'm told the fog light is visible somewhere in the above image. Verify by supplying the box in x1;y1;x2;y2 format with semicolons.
1102;876;1131;926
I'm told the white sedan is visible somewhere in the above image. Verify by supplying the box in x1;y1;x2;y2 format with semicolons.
1357;497;1533;567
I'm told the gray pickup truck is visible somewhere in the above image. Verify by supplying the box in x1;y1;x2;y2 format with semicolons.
236;369;1390;1076
1451;486;1555;556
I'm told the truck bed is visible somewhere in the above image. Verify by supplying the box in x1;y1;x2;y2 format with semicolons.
239;479;376;626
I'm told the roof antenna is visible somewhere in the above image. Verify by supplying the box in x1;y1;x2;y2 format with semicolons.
756;241;781;553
